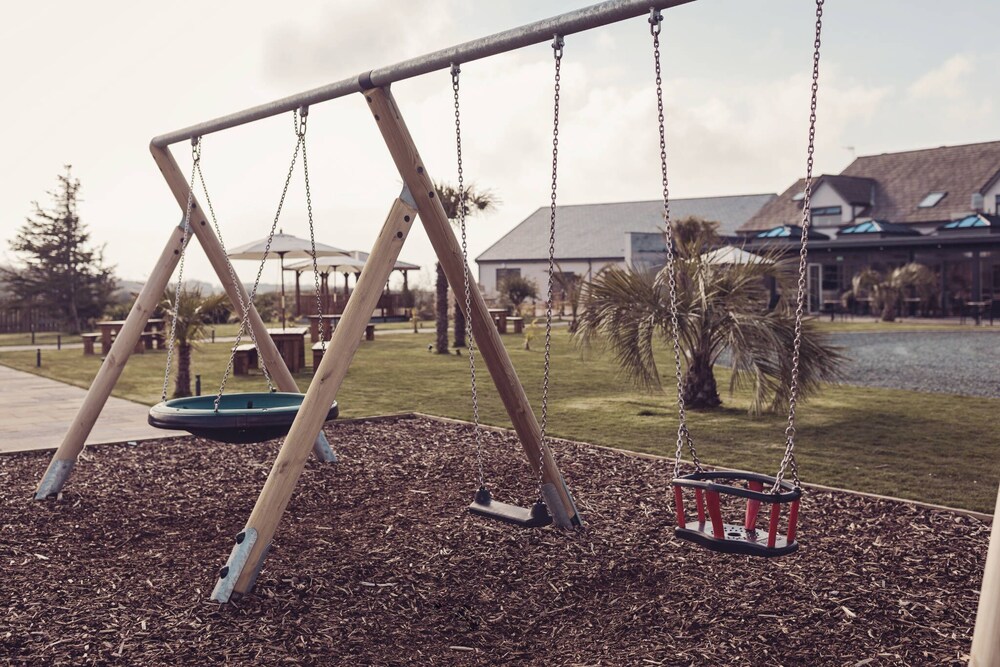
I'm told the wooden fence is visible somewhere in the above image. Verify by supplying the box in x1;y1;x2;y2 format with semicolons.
0;309;63;334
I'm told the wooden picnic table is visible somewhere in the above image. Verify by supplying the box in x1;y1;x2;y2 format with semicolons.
267;326;308;373
487;308;509;334
307;314;340;343
96;318;164;355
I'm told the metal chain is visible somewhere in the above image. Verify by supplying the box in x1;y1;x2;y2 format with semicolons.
538;34;564;498
215;110;306;406
774;0;824;492
649;10;702;477
300;107;326;353
192;143;274;399
160;139;198;402
452;64;486;489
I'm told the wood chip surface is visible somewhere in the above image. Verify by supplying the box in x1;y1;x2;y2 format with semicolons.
0;416;987;665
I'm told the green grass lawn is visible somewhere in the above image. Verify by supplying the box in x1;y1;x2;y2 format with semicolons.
2;330;997;513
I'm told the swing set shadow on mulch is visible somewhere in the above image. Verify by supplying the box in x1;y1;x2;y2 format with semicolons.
0;414;988;665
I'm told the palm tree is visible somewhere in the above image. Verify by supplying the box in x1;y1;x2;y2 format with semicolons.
434;182;499;353
577;219;841;415
161;285;228;398
844;263;937;322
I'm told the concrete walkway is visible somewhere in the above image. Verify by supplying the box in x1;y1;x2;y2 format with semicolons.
0;365;178;455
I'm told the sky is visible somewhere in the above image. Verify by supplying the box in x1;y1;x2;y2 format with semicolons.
2;0;998;292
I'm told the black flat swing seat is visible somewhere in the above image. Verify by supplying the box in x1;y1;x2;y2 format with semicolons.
671;471;802;558
468;487;553;528
148;392;338;445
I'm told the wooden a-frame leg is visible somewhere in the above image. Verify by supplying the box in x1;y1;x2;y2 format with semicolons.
212;193;417;602
149;144;336;463
971;483;1000;665
34;224;188;498
365;86;581;528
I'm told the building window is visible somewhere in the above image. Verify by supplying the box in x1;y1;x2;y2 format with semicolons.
496;268;520;286
918;191;947;208
822;263;842;291
811;206;842;217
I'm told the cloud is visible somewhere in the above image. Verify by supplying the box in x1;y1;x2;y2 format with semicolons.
908;54;975;100
261;0;455;89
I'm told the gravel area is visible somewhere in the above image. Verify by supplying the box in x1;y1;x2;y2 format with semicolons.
0;415;988;665
830;330;1000;398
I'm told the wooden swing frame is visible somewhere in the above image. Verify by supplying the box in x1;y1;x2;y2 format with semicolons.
33;0;702;603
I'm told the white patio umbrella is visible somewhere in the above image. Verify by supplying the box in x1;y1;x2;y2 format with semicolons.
228;231;349;328
699;245;773;265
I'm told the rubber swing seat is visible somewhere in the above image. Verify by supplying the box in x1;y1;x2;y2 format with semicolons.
148;392;338;444
468;487;553;528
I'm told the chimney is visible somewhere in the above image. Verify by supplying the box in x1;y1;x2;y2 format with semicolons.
971;192;984;212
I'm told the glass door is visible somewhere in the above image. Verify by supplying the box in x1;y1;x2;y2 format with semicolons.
807;263;823;313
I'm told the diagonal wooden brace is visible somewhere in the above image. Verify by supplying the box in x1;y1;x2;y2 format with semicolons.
149;144;336;463
217;192;418;600
364;86;581;528
34;224;188;499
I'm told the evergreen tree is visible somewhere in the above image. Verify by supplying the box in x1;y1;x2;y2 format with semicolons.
1;166;115;333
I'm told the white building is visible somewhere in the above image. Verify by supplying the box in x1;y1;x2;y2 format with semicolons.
476;195;776;298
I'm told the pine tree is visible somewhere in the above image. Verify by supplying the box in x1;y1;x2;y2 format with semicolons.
1;166;115;334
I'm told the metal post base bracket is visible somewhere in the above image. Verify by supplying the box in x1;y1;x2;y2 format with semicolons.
312;432;338;463
34;460;76;500
211;528;260;603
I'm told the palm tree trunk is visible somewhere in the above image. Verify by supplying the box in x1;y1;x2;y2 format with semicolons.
453;302;466;348
880;302;898;322
682;352;721;409
174;342;192;398
435;262;449;354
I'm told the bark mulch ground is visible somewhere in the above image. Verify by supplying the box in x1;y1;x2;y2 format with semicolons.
0;415;988;666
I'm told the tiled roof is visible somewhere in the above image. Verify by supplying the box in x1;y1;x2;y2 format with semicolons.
477;195;775;263
739;141;1000;233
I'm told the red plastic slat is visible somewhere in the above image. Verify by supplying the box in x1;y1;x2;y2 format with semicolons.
745;480;764;531
705;490;724;539
787;499;800;543
767;501;781;548
673;485;685;528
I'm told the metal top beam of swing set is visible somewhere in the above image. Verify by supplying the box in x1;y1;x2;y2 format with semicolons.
151;0;695;149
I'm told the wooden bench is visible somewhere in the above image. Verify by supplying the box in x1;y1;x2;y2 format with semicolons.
233;344;258;375
139;331;163;350
508;316;524;334
81;333;100;356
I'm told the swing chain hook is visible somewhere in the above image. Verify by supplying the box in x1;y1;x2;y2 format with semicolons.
551;34;564;58
649;8;662;36
296;105;309;138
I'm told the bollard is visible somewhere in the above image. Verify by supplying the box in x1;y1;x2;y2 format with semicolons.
57;334;62;350
36;349;41;367
195;374;201;396
211;329;216;343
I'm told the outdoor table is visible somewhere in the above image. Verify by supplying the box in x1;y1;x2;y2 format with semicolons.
96;320;128;355
822;299;840;322
488;308;509;334
97;319;167;354
307;314;340;343
267;327;307;373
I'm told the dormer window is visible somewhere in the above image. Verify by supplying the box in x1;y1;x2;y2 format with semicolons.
918;191;947;208
791;191;806;202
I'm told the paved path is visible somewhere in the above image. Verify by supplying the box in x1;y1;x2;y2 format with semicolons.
0;365;178;455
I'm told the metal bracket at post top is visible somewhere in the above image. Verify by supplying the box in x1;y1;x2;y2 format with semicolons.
34;460;76;500
211;528;258;603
